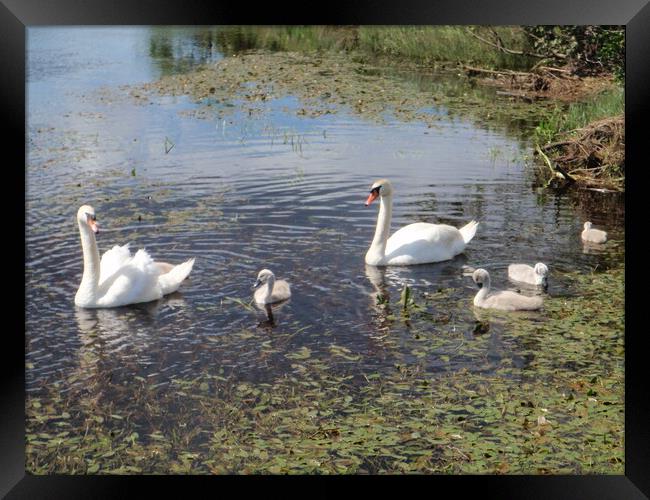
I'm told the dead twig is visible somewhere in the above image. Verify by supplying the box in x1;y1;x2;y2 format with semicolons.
462;65;532;77
535;144;576;184
495;90;537;103
465;27;550;59
540;140;579;151
536;66;572;74
447;445;471;462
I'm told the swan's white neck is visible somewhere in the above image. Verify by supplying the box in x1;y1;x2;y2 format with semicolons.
366;194;392;265
474;278;490;306
75;222;100;306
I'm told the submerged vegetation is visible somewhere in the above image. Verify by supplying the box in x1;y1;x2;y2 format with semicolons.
133;50;541;131
142;25;625;190
209;26;625;190
26;267;623;474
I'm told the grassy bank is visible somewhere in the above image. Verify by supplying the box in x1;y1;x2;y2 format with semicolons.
534;86;623;144
533;86;624;189
215;26;533;70
358;26;532;69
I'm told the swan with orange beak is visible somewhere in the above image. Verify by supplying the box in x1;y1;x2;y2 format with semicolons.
364;179;479;266
74;204;194;308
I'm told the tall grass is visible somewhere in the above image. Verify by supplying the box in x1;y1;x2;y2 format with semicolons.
214;26;533;70
357;26;532;70
215;26;360;54
533;86;624;145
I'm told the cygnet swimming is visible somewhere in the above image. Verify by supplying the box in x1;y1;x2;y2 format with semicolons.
581;222;607;243
508;262;549;288
472;269;543;311
252;269;291;304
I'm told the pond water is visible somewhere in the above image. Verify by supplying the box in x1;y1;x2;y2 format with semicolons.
26;27;624;464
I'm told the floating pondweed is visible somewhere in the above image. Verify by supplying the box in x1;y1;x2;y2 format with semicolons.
27;267;623;474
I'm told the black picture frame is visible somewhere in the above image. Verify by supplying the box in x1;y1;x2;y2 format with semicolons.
3;0;648;497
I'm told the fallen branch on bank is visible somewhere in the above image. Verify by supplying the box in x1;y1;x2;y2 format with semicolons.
462;65;532;77
465;27;565;61
535;145;576;186
534;116;624;190
495;90;539;103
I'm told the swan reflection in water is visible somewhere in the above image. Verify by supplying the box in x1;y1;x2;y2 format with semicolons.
582;240;609;255
365;255;469;308
72;293;190;391
254;298;291;329
75;293;188;336
74;294;189;374
364;264;408;331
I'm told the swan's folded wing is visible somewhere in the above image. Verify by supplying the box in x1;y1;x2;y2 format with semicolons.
96;249;163;307
99;244;132;285
385;223;464;264
158;258;195;295
131;248;155;269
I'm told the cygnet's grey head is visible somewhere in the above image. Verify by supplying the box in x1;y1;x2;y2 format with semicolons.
534;263;549;277
584;221;593;230
472;268;490;289
252;269;275;289
77;204;99;234
365;178;393;207
534;262;549;288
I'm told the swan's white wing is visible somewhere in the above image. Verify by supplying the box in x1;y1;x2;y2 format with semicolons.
96;249;163;307
385;223;465;265
99;244;132;285
158;258;195;295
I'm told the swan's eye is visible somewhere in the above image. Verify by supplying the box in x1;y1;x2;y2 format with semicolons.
370;186;381;194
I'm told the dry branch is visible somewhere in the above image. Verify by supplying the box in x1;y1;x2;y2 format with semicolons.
465;27;567;60
462;65;532;77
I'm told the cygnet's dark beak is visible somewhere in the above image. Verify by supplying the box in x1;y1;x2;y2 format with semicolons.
476;282;483;289
251;279;262;290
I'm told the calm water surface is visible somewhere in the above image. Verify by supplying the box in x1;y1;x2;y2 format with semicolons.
26;28;624;431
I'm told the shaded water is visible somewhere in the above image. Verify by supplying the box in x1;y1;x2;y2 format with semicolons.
26;27;624;453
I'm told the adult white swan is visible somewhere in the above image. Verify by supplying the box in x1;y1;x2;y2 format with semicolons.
364;179;479;266
74;205;195;308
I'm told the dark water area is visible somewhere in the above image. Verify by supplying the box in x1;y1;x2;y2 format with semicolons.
26;27;624;452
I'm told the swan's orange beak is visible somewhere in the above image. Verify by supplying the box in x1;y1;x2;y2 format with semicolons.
86;214;99;234
365;191;379;206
